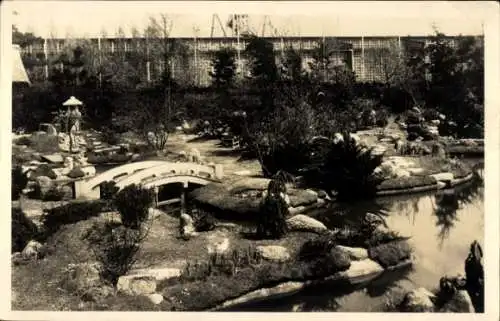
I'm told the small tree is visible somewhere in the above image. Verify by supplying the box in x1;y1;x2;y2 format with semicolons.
256;177;289;239
114;184;154;229
210;47;237;89
12;166;28;201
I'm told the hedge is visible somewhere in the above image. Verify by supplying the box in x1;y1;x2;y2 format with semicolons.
377;176;438;191
40;200;108;239
12;208;39;253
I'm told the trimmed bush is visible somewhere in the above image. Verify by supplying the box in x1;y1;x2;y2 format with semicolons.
298;232;337;261
368;240;412;268
12;208;39;253
42;185;65;202
41;200;107;238
100;181;119;200
377;176;437;191
114;184;154;229
12;166;28;200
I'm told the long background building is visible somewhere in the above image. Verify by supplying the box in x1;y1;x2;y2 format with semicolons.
18;35;482;86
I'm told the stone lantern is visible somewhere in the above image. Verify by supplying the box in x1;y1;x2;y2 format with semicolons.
62;96;83;153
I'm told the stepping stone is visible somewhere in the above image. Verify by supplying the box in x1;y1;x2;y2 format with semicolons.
41;154;64;163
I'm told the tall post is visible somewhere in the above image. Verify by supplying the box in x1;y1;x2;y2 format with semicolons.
98;36;102;87
180;181;188;214
43;37;49;81
361;36;365;81
235;14;242;77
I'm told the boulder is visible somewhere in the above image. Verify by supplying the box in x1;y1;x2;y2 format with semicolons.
256;245;291;262
336;245;369;260
41;153;64;164
400;287;436;312
21;240;43;260
32;165;57;180
206;231;230;254
12;252;28;265
68;167;86;179
431;172;454;182
117;275;157;296
128;268;181;282
148;293;164;305
180;213;198;240
439;290;475;312
62;262;103;292
337;259;384;284
368;240;413;268
286;215;327;233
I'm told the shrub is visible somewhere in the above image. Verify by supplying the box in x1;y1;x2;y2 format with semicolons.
313;132;384;201
42;185;65;201
100;181;119;200
114;184;154;229
83;221;144;285
27;133;60;153
41;200;107;238
255;179;289;239
298;232;337;261
101;128;121;146
12;166;28;200
12;208;39;253
377;176;437;191
191;209;216;232
67;167;86;179
367;240;412;268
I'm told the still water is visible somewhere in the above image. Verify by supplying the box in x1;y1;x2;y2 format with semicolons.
224;161;484;312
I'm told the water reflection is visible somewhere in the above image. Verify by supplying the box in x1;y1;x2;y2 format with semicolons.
433;170;484;247
236;163;484;312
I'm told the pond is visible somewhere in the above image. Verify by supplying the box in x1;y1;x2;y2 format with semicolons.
222;160;484;312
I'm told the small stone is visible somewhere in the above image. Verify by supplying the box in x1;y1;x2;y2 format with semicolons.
431;172;454;182
148;293;164;305
256;245;291;262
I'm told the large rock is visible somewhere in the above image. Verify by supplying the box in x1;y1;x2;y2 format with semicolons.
32;165;57;180
368;240;412;268
431;172;454;182
68;167;86;179
337;259;384;284
21;240;43;260
256;245;291;262
400;287;436;312
117;275;157;296
440;290;475;312
286;215;327;233
180;213;198;240
62;262;103;292
336;245;369;261
41;153;64;164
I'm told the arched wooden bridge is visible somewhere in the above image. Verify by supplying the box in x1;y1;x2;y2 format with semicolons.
74;161;224;206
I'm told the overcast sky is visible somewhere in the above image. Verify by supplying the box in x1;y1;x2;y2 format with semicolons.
8;1;488;38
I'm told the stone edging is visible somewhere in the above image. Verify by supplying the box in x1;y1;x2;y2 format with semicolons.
375;172;474;197
209;258;413;311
